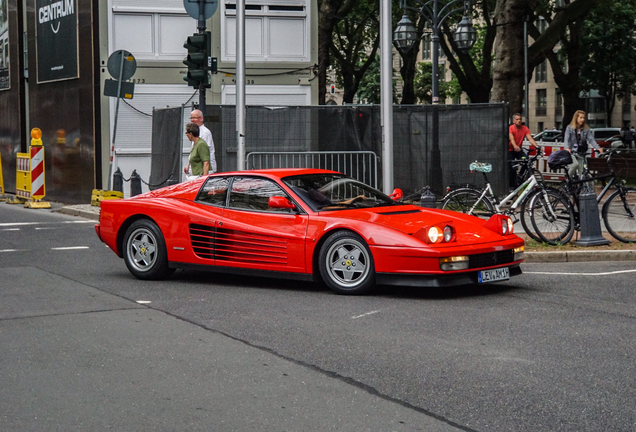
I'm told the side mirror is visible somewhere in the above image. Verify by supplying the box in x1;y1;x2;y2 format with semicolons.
268;196;296;209
388;188;403;200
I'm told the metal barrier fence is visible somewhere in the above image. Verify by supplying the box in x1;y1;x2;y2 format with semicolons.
246;151;379;189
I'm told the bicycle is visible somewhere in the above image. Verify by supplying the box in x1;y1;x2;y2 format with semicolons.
530;148;636;245
440;147;569;242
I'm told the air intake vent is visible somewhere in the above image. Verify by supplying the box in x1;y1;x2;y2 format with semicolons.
190;224;216;260
469;250;514;269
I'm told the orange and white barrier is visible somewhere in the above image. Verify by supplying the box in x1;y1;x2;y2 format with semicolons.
11;128;51;208
0;153;5;198
522;141;602;182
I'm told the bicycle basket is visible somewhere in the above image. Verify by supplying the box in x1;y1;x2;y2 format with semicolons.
547;149;572;170
469;162;492;173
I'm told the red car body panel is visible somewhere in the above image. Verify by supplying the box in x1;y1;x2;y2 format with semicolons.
97;169;524;286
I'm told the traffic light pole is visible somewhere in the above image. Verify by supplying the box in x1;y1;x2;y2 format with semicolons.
198;0;207;117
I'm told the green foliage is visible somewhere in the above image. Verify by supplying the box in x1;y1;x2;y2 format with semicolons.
413;62;462;104
355;55;399;104
581;0;636;101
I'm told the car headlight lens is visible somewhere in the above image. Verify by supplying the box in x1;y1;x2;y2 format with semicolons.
443;225;453;242
428;226;443;243
439;255;469;271
514;246;524;261
501;219;508;235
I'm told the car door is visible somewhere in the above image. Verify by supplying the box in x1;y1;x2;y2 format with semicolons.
218;176;309;273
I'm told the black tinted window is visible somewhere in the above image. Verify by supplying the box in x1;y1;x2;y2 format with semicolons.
196;177;229;206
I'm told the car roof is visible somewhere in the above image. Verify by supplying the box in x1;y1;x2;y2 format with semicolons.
213;168;340;180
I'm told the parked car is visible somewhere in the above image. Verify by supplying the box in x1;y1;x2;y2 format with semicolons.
96;169;524;295
532;130;563;142
591;128;621;148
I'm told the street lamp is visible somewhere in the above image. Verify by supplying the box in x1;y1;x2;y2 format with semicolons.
393;0;476;192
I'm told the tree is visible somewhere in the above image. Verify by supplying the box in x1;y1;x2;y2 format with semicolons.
330;0;381;103
580;0;636;126
318;0;357;105
413;62;461;103
492;0;600;117
355;55;399;103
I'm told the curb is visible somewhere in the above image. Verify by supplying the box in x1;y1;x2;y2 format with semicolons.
524;250;636;263
54;205;100;221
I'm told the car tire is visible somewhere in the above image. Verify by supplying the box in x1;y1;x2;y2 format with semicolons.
318;231;375;295
123;219;171;280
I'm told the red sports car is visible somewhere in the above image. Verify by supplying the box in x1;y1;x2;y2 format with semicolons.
96;169;524;295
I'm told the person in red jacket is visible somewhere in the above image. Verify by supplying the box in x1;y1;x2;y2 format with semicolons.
508;113;539;188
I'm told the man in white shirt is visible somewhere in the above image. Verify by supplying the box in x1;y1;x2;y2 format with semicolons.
188;109;217;174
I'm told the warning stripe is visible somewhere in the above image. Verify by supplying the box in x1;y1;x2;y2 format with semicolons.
30;147;45;199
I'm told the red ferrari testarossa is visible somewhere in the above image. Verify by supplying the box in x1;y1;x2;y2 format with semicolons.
96;169;524;294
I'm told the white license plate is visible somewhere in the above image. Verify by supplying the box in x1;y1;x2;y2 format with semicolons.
478;267;510;283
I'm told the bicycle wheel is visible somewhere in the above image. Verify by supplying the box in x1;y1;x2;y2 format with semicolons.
441;189;495;219
520;188;545;242
602;187;636;243
530;189;575;245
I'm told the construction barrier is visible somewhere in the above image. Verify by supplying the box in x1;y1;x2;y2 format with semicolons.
10;128;51;209
91;189;123;206
0;153;5;200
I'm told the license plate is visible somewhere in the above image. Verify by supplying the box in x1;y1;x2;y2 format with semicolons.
478;267;510;283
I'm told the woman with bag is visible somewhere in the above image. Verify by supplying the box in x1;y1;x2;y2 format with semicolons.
564;110;603;177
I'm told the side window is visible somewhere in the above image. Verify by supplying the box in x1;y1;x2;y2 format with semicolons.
196;177;230;206
229;177;293;213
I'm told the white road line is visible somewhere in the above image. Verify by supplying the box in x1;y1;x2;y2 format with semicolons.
351;310;381;319
0;249;25;253
51;246;90;250
136;301;152;304
1;228;21;231
0;221;94;227
35;227;58;230
525;269;636;276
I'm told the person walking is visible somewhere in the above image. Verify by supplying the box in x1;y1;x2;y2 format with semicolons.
183;123;210;179
564;110;603;178
188;109;217;174
508;113;539;188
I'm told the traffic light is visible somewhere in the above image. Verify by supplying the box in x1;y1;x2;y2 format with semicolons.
183;31;212;88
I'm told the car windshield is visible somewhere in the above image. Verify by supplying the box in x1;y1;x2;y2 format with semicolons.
282;174;397;211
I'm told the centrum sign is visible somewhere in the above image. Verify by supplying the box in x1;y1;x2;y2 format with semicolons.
36;0;78;83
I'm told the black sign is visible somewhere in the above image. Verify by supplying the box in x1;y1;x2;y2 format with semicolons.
36;0;78;83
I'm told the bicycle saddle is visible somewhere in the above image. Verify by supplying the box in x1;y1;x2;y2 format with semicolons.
469;162;492;173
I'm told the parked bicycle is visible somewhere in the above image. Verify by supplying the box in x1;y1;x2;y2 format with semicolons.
530;149;636;245
440;147;566;242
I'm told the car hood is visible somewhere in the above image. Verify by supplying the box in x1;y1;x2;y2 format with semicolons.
331;206;512;243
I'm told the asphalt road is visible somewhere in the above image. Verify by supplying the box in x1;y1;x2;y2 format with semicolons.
1;202;636;431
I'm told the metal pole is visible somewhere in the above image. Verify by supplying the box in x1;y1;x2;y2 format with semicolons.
236;0;246;170
108;52;126;190
429;0;442;193
524;17;529;128
198;0;206;117
380;0;394;194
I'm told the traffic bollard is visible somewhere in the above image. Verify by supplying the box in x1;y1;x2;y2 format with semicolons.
113;168;124;193
576;189;610;246
420;186;436;208
130;170;142;196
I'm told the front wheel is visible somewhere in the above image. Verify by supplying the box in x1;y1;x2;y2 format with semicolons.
318;231;375;295
530;189;575;245
602;187;636;243
441;189;495;219
520;188;556;242
123;219;171;280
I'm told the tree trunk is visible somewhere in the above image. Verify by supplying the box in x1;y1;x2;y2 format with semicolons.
491;0;529;115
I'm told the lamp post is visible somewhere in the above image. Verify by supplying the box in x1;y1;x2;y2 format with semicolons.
393;0;476;192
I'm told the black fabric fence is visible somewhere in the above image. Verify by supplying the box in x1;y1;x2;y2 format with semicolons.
151;103;510;197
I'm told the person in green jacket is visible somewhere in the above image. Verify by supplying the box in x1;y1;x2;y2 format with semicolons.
183;122;210;179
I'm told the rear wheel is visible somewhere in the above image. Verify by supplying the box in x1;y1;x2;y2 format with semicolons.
530;189;575;245
602;187;636;243
520;188;555;242
441;189;495;219
123;219;171;280
318;231;375;295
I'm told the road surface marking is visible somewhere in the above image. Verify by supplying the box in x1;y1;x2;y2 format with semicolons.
0;221;94;227
1;228;20;231
352;310;381;319
525;269;636;276
51;246;90;250
136;301;152;304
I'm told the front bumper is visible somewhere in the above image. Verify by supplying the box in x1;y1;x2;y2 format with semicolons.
375;264;522;288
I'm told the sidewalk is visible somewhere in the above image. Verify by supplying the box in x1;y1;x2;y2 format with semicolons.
51;203;636;263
